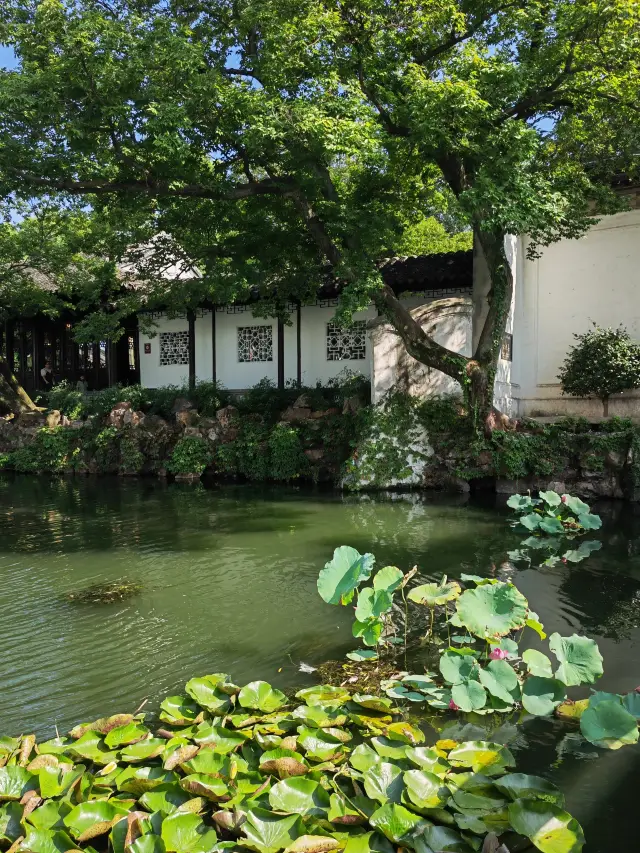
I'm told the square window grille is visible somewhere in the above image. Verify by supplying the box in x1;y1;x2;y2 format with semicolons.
159;331;189;366
326;321;367;361
500;333;513;362
237;325;273;362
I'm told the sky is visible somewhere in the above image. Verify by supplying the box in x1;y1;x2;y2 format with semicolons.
0;45;18;69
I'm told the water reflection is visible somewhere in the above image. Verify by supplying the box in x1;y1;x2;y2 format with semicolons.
1;476;640;851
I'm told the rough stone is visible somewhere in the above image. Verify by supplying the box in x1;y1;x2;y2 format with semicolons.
108;402;132;428
606;450;626;470
293;393;314;409
342;396;362;415
123;409;145;427
17;411;47;426
216;405;239;428
176;409;199;428
174;472;202;482
304;448;324;462
45;410;62;429
172;397;194;414
281;406;312;423
183;426;201;437
206;426;222;443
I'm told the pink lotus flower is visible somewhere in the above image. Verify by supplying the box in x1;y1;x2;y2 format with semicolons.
489;647;509;660
448;699;460;711
561;495;567;503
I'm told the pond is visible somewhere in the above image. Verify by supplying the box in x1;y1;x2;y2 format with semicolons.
1;476;640;851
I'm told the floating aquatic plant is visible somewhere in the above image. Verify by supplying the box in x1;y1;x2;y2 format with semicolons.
66;580;142;605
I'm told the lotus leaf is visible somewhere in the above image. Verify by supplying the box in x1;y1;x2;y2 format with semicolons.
69;732;120;765
63;801;131;841
439;652;479;685
139;783;193;814
345;650;378;663
447;742;515;776
416;824;474;852
548;634;603;686
507;494;536;510
522;650;553;677
519;513;540;531
180;774;229;801
621;691;640;718
352;617;384;647
239;682;288;713
116;766;179;795
292;705;348;729
539;491;562;508
268;778;330;816
295;686;350;706
0;765;35;800
369;737;408;761
242;808;304;853
351;695;393;713
327;793;366;825
508;799;585;853
562;495;591;516
555;699;590;721
0;802;23;841
451;682;487;713
104;723;150;749
407;578;461;607
317;546;375;605
21;828;82;853
130;837;167;853
539;517;565;535
369;802;423;843
185;676;233;714
192;725;251;753
563;541;602;563
349;743;380;773
38;764;84;799
363;762;405;804
404;748;449;778
450;787;507;812
455;583;528;639
355;587;395;622
284;836;341;853
373;566;404;593
160;811;219;853
297;729;347;762
159;697;204;727
403;769;450;809
522;677;566;716
259;749;308;779
119;739;167;763
494;773;564;805
70;714;135;740
579;699;639;749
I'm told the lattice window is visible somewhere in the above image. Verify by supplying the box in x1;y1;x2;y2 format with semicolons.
237;325;273;362
500;333;513;362
159;331;189;366
326;321;367;361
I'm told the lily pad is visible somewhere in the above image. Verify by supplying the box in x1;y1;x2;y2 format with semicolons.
579;698;639;749
403;769;450;809
549;634;603;686
242;808;304;853
369;803;423;844
346;650;378;663
63;801;131;841
405;747;450;778
160;811;219;853
0;802;23;842
185;675;233;714
239;682;288;713
20;828;82;853
455;582;528;639
0;766;35;801
447;742;515;776
508;799;585;853
159;696;204;727
415;824;474;853
268;778;330;815
494;773;564;805
317;546;375;605
140;783;193;814
363;762;405;804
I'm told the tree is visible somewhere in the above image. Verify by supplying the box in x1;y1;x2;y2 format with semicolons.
0;0;638;418
558;324;640;417
395;217;472;258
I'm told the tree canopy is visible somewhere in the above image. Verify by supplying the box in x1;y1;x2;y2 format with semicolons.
0;0;638;410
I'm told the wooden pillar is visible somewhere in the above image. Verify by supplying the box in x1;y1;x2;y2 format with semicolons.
187;309;196;391
211;308;217;385
277;318;285;390
296;302;302;387
107;340;117;387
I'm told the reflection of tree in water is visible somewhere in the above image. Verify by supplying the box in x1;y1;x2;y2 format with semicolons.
560;568;640;641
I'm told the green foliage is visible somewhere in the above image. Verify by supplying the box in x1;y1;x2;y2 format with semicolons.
9;427;78;473
167;437;212;476
395;217;473;257
558;325;640;414
267;424;308;481
0;672;588;853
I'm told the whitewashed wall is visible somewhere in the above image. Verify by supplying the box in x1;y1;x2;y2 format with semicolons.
509;207;640;418
138;304;375;390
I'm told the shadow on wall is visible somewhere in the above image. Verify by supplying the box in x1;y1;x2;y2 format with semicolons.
369;297;472;403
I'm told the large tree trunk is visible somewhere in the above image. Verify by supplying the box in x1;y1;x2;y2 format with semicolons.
0;357;39;416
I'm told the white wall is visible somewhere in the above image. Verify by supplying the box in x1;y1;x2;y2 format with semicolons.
214;310;279;389
139;314;213;388
513;208;640;418
299;305;376;386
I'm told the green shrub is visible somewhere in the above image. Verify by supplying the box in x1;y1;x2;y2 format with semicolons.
45;381;85;419
167;436;213;475
558;324;640;416
10;427;76;473
268;423;308;480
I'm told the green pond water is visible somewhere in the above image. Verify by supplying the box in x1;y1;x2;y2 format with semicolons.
1;476;640;851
